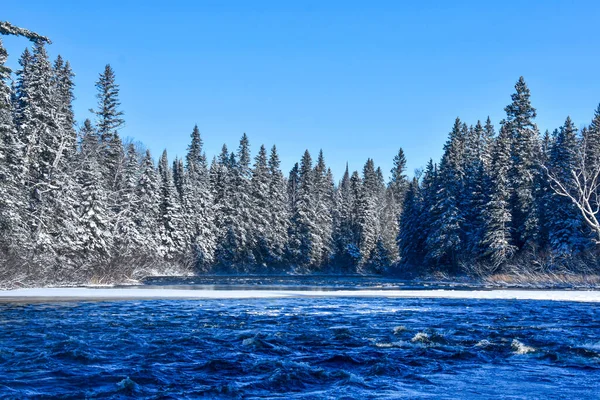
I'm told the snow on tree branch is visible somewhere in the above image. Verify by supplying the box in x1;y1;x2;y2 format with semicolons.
0;21;51;43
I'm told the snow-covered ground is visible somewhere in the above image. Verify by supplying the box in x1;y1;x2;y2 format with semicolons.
0;287;599;302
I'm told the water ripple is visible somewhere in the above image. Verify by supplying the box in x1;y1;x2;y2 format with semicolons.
0;297;599;398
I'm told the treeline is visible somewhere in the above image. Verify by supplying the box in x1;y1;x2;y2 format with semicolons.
400;79;600;276
1;37;599;285
0;39;406;283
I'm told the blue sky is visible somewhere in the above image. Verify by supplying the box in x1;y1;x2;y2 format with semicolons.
3;0;600;180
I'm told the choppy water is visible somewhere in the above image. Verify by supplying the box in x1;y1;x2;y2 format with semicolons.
0;297;599;399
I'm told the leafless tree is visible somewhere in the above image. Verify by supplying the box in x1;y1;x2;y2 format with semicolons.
546;134;600;243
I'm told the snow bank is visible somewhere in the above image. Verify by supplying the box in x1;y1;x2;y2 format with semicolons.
0;288;599;302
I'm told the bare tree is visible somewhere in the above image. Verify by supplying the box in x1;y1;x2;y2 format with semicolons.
546;134;600;243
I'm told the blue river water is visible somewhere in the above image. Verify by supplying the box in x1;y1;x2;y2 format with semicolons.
0;295;599;398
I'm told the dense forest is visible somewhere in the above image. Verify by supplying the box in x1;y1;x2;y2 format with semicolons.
1;28;600;285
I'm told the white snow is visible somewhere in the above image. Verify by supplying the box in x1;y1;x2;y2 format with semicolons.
0;288;599;302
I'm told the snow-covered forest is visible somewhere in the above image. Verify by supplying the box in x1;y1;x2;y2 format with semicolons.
1;28;600;285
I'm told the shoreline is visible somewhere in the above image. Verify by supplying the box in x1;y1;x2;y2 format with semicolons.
1;287;599;303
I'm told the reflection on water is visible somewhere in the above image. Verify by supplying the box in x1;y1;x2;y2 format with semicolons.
0;296;599;398
134;275;482;291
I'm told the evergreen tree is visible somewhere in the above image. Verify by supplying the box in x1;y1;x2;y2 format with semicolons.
215;134;255;269
426;119;466;269
287;162;300;211
333;164;358;269
356;158;379;268
462;121;492;257
503;76;542;249
288;150;319;269
111;143;143;257
184;125;215;268
90;64;125;189
265;145;289;265
0;39;27;249
250;144;271;265
135;149;160;256
389;147;409;208
481;124;516;268
76;121;111;259
398;177;424;267
583;105;600;176
312;150;335;265
157;150;185;260
210;144;232;240
546;117;587;254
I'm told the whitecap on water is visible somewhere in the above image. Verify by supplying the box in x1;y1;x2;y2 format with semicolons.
393;325;407;334
411;332;430;343
116;376;138;391
511;339;536;354
375;341;407;348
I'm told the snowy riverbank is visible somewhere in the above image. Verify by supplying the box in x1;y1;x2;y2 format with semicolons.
1;287;599;302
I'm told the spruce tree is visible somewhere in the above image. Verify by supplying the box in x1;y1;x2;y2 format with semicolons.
312;150;335;266
111;143;143;258
288;150;319;269
398;177;424;267
250;144;271;265
546;117;587;254
333;164;358;269
135;149;161;256
356;158;379;268
184;125;215;268
481;124;516;269
266;145;289;265
215;134;255;269
0;38;27;249
157;150;185;260
426;119;466;269
90;64;125;189
76;121;112;260
503;77;542;249
389;147;409;208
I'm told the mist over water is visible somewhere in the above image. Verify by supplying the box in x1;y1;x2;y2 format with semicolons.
1;295;599;398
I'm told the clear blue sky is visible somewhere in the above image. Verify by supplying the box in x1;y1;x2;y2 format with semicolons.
3;0;600;181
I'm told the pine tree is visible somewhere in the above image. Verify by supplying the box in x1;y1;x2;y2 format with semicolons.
184;125;215;268
426;118;466;269
288;150;319;269
266;145;289;265
389;147;409;208
157;150;185;260
503;77;542;249
312;150;335;266
210;144;232;241
0;38;27;249
91;64;124;141
481;124;516;269
356;158;379;268
135;149;160;256
215;134;255;269
398;177;424;267
13;43;80;261
111;143;143;257
45;55;79;262
333;164;358;269
546;117;587;254
583;105;600;176
76;120;112;259
250;144;271;265
462;121;492;257
287;162;300;211
90;64;125;189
